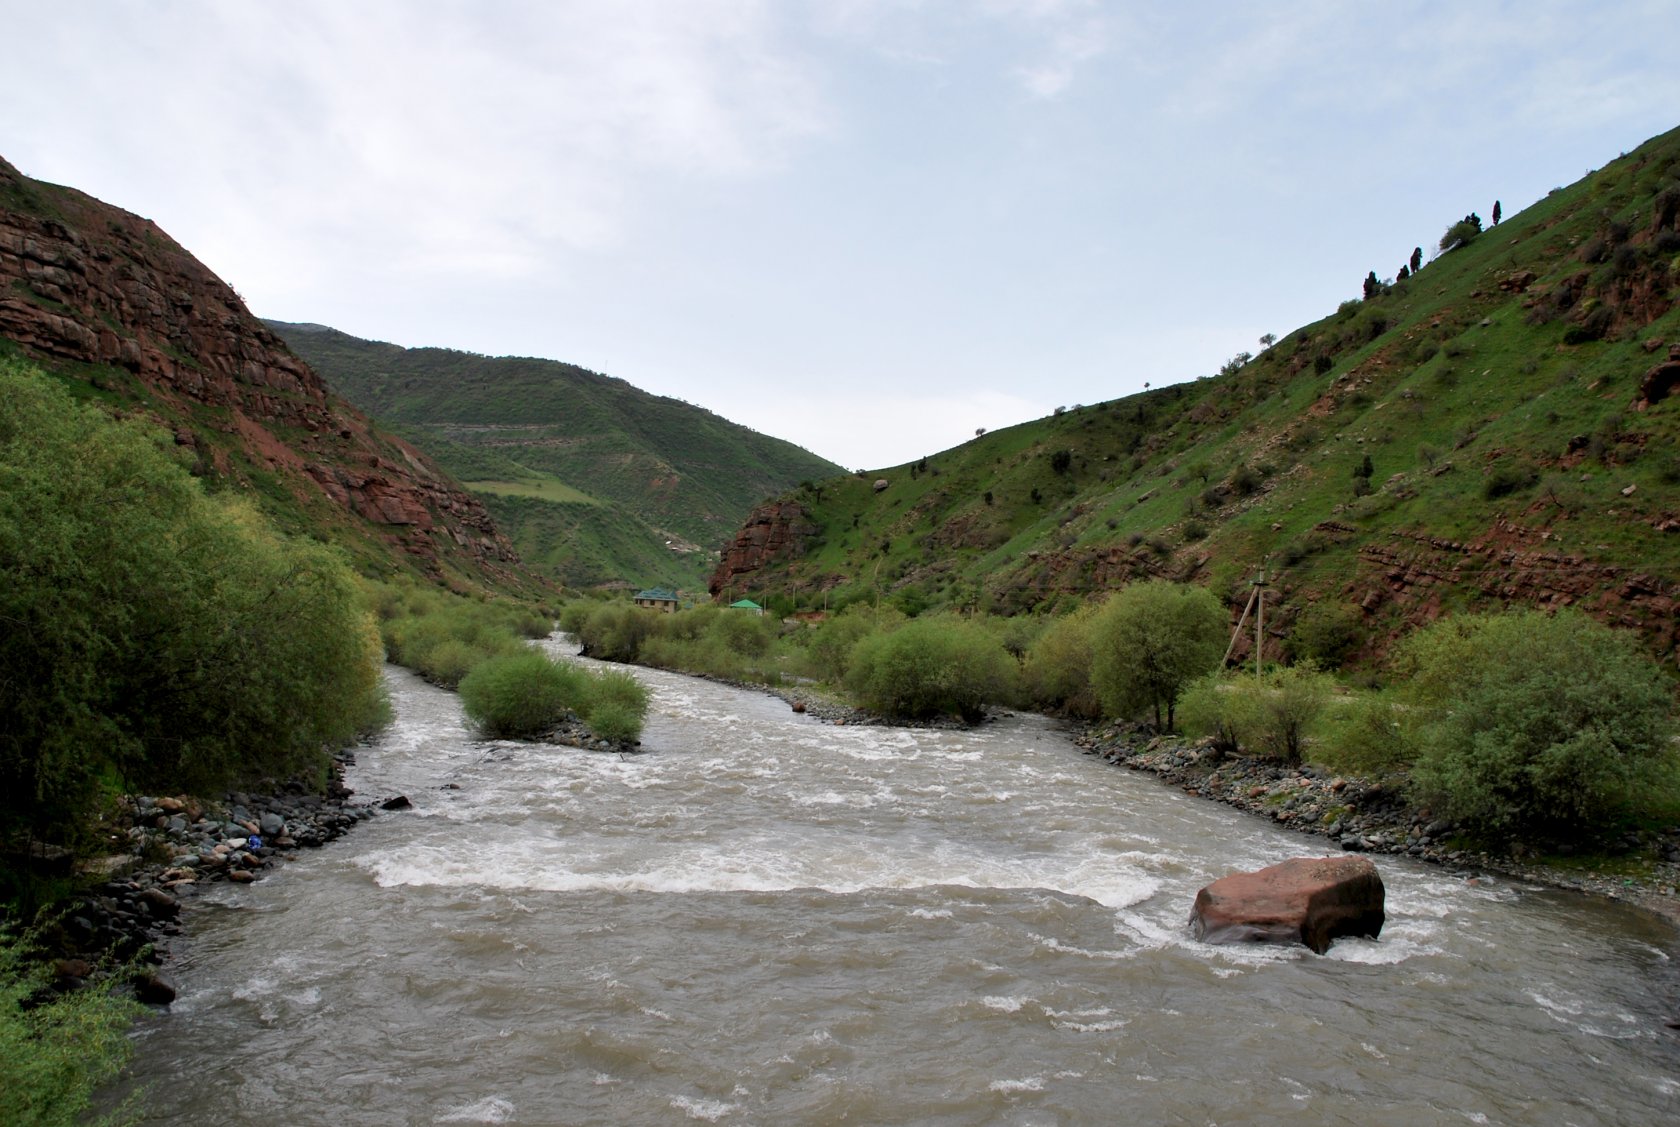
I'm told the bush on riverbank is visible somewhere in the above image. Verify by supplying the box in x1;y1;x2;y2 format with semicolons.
376;583;551;689
0;926;139;1127
0;360;388;884
844;614;1016;722
1394;608;1680;843
1178;665;1338;764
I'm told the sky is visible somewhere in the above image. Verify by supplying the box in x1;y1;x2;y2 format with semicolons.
6;2;1678;470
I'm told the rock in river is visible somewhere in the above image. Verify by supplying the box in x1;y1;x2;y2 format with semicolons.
1190;856;1385;955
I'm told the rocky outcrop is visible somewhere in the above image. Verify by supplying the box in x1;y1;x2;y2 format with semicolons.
708;499;817;598
0;154;521;584
1190;856;1385;954
1350;521;1678;657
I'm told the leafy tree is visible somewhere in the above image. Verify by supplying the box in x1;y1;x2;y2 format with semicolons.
1397;263;1410;281
1259;333;1277;349
460;651;590;738
1050;449;1073;474
0;361;387;853
1088;581;1227;730
1492;199;1502;225
1394;609;1679;843
1410;246;1423;274
1362;271;1381;299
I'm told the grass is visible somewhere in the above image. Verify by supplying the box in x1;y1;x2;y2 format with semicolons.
465;475;601;505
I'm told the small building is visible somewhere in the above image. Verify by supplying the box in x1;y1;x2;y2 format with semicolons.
633;587;680;613
728;598;765;616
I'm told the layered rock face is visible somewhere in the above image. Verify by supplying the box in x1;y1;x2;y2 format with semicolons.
0;155;519;582
708;500;817;598
1190;855;1386;954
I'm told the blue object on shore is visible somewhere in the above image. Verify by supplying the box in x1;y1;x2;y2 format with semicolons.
247;835;263;850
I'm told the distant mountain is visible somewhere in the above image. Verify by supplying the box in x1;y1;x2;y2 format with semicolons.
711;124;1680;664
269;323;844;590
0;154;533;594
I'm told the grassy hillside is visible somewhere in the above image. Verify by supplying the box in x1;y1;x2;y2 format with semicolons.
716;124;1680;664
272;323;842;591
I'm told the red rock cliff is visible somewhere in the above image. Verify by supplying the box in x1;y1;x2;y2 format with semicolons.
0;155;521;584
708;500;816;599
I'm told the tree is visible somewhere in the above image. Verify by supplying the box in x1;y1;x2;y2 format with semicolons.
1089;581;1227;730
0;361;388;853
1259;333;1277;350
1397;264;1410;281
1394;609;1680;844
1362;271;1381;299
1410;246;1423;274
1492;199;1502;226
1439;213;1483;252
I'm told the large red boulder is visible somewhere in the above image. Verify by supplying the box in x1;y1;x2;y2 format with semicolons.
1190;856;1385;954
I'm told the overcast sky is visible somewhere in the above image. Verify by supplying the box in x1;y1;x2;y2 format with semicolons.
7;2;1678;469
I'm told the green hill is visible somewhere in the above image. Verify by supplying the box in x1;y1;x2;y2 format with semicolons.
711;124;1680;665
270;323;843;591
0;154;537;598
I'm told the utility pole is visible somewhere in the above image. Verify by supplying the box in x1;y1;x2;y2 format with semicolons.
1254;566;1267;678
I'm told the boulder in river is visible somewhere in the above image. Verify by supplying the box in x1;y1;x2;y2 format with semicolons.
1190;856;1385;954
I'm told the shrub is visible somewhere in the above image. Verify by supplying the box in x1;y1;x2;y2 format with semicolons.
459;651;590;738
0;926;141;1127
1023;604;1102;718
845;615;1015;722
0;361;388;854
583;669;650;743
1179;666;1336;764
1313;692;1418;777
1089;581;1227;730
1286;602;1365;669
1394;609;1680;843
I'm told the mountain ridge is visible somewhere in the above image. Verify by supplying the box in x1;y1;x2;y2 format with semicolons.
270;321;844;590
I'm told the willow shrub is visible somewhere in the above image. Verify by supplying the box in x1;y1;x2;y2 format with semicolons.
1089;581;1227;730
1177;665;1337;765
459;652;591;738
583;670;651;742
844;614;1015;723
0;360;388;855
0;927;140;1127
1394;608;1680;842
1022;603;1103;718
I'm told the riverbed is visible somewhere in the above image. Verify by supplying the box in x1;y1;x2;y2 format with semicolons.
118;652;1680;1124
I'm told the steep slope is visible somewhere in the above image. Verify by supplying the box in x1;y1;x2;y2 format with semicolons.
711;125;1680;663
271;323;843;590
0;155;530;593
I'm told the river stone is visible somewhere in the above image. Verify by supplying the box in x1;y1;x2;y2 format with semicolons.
259;812;285;836
1190;856;1385;955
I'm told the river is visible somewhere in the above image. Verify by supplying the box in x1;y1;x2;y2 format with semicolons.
119;649;1680;1125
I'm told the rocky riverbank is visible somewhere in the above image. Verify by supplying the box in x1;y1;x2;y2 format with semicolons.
1077;723;1680;923
43;748;405;1003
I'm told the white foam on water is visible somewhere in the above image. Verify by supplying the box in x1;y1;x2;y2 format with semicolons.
981;995;1032;1012
909;907;953;920
435;1096;516;1123
989;1076;1046;1093
669;1094;739;1121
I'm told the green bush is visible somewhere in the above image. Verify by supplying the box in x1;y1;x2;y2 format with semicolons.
0;360;388;855
1395;609;1680;843
0;927;140;1127
1022;604;1103;718
1179;665;1336;764
845;614;1015;722
459;651;590;738
584;669;651;743
1286;602;1366;669
1089;581;1227;730
1313;692;1418;777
